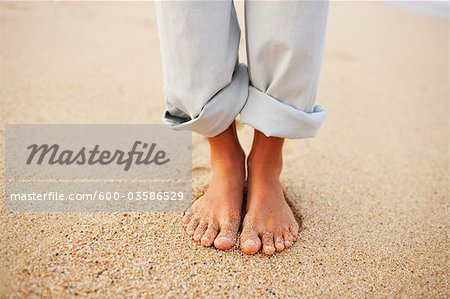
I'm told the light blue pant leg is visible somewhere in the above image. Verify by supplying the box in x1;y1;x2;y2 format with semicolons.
155;1;249;137
240;1;329;139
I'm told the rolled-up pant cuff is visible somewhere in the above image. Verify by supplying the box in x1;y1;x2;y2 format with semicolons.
240;86;326;139
162;64;249;137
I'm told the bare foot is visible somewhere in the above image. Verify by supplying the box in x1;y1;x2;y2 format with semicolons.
182;122;245;250
240;130;299;255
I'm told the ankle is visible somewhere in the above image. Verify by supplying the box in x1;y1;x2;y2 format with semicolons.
206;127;245;181
247;151;282;180
247;131;284;178
211;149;245;175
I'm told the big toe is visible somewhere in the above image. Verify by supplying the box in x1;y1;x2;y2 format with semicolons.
240;231;262;255
214;225;238;250
214;235;236;250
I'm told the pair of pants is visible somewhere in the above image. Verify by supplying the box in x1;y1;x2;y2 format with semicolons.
155;1;329;139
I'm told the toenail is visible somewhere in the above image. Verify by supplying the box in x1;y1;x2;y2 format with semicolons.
202;240;212;246
264;245;275;253
217;236;231;242
244;240;257;247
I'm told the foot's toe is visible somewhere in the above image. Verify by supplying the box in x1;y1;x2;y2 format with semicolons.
193;221;208;242
201;224;219;247
283;228;293;248
186;218;199;236
182;208;193;226
214;223;238;250
214;235;236;250
262;232;276;255
274;234;285;252
240;231;262;255
290;224;299;241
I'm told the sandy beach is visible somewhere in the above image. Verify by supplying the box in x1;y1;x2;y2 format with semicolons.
0;1;448;297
